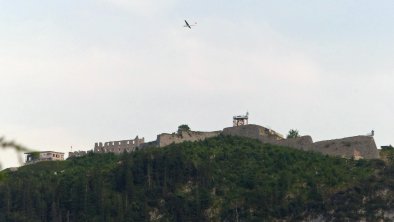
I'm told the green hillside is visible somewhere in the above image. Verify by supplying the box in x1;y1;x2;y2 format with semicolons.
0;136;393;222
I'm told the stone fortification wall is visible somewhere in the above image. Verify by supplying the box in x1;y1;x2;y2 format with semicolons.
139;140;158;149
222;125;379;159
157;131;221;147
66;124;380;160
273;136;314;151
223;125;313;150
312;136;379;159
94;136;144;154
222;124;284;142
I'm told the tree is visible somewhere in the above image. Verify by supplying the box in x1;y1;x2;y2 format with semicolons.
0;137;29;152
177;124;191;134
0;137;32;170
286;129;299;139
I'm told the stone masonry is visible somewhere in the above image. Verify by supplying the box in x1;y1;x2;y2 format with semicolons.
94;136;144;154
67;123;380;160
311;136;379;159
222;124;284;142
157;131;221;147
223;124;379;159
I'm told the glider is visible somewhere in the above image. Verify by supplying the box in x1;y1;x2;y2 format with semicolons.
184;20;197;29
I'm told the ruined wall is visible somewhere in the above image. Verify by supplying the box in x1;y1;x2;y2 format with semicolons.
311;136;379;159
157;131;221;147
223;125;313;151
221;124;379;159
222;124;283;142
65;125;380;160
273;136;314;151
139;140;158;149
94;136;145;154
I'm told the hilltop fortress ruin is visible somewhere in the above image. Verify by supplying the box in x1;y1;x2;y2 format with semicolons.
69;113;380;160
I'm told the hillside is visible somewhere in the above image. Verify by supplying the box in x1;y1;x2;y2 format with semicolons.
0;136;393;222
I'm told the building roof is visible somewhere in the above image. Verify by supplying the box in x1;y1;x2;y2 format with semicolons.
24;151;65;154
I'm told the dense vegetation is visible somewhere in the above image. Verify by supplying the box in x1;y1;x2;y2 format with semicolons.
0;136;392;221
380;145;394;164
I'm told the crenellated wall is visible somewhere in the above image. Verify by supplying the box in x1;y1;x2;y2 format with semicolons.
94;136;144;154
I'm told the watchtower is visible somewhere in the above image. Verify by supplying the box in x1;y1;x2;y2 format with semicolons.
233;112;249;126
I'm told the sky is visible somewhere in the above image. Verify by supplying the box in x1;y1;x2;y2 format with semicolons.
1;0;394;169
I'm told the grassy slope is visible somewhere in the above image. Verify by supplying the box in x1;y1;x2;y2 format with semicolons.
0;136;390;221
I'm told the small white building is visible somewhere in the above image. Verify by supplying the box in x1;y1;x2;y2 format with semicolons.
25;151;65;165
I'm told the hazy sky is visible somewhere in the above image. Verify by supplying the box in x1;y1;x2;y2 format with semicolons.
1;0;394;168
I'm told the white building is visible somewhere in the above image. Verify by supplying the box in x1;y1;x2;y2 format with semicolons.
25;151;65;165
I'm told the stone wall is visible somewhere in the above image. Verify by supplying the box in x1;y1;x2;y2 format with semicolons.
223;125;313;151
222;124;284;142
274;136;314;151
65;124;380;160
94;136;144;154
139;140;158;149
157;131;221;147
221;124;379;159
311;136;379;159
